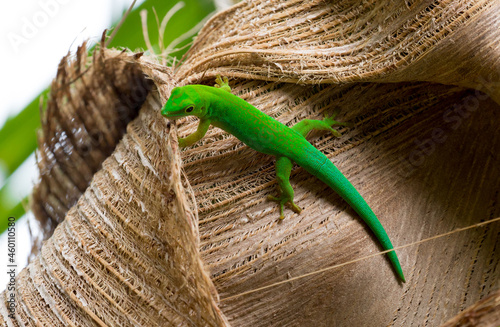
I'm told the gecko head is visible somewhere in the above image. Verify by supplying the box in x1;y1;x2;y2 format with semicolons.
161;86;208;119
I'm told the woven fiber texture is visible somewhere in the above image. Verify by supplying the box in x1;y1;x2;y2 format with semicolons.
2;0;499;326
3;95;229;326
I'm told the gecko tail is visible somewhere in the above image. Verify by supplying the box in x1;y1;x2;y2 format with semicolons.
388;250;406;283
300;154;406;282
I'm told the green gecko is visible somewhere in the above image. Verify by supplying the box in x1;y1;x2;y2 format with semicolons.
161;75;405;282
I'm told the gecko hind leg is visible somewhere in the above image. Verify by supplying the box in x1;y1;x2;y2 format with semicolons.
268;156;302;219
292;108;348;138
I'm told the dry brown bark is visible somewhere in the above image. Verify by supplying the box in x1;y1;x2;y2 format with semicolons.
2;0;499;326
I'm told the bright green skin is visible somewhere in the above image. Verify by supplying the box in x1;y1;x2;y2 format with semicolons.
161;77;405;282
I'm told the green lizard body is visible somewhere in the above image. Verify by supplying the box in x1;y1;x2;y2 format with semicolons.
161;76;405;282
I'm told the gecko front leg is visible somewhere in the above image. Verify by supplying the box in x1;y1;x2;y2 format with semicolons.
178;118;211;147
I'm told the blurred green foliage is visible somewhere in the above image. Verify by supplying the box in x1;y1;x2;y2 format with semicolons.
0;0;215;234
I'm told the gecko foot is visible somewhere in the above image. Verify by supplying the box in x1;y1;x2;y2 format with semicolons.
267;195;302;220
322;108;351;137
214;74;231;92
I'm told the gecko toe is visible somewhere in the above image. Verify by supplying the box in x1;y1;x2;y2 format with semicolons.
289;202;302;214
268;195;302;219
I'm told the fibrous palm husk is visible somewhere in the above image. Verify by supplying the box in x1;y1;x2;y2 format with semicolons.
31;40;152;236
441;289;500;327
2;0;499;326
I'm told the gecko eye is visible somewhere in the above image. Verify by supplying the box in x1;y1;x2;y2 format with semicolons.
185;106;194;113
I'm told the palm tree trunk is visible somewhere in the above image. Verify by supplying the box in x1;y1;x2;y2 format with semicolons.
3;0;499;326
